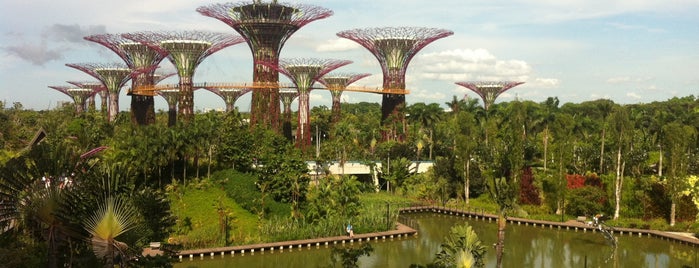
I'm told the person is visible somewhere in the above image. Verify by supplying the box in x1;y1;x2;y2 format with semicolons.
346;223;354;238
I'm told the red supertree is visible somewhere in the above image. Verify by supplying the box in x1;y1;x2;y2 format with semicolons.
66;62;134;122
279;88;299;140
68;81;106;112
123;31;245;123
84;33;169;125
202;87;252;113
454;81;525;111
260;58;351;151
337;27;453;139
48;86;97;114
318;72;371;124
197;1;333;131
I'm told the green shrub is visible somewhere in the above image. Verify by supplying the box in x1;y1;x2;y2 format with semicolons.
212;169;290;218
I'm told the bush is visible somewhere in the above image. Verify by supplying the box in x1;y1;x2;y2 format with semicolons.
212;169;290;218
566;186;607;217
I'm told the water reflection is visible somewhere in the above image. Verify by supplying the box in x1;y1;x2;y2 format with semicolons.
175;213;697;268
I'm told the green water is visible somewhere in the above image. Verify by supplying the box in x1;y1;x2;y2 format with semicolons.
175;213;698;267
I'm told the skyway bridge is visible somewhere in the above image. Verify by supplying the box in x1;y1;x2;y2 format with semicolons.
132;82;410;96
306;160;433;190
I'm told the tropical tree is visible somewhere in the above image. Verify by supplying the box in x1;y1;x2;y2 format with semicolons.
662;122;696;226
608;105;633;220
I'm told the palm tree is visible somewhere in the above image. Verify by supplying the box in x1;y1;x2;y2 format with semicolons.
83;196;141;267
433;224;487;268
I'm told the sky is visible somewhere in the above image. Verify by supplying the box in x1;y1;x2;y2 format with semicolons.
1;0;698;112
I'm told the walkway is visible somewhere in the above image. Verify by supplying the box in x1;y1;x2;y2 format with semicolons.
171;223;417;259
399;205;699;246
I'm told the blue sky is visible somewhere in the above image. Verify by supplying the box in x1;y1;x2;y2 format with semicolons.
1;0;698;112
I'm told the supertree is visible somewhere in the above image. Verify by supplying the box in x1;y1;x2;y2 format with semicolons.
123;31;245;123
202;87;252;113
455;81;524;145
337;27;453;139
454;81;525;111
279;88;299;140
318;72;371;124
66;63;133;123
260;58;351;151
48;86;96;114
68;81;105;112
157;89;180;127
197;1;333;131
84;34;169;125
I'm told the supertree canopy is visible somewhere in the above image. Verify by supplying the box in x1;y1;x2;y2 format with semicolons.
455;81;525;111
68;81;105;112
197;1;333;131
84;33;169;125
66;63;133;123
279;88;299;140
319;72;371;124
123;31;245;123
203;87;252;112
48;86;96;114
261;58;351;151
337;27;453;132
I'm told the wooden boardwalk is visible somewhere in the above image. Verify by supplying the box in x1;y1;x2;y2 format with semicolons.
174;223;417;259
400;205;699;246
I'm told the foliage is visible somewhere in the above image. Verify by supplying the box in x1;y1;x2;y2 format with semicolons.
213;169;290;218
399;168;448;203
519;167;541;205
566;186;608;217
306;175;362;223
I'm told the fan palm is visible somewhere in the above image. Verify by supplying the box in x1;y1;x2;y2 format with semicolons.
83;196;141;267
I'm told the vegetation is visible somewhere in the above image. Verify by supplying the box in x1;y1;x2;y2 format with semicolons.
1;93;699;266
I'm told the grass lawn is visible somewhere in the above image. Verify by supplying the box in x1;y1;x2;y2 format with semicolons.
167;182;260;249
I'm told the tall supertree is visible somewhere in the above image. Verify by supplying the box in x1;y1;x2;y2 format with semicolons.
261;58;351;151
123;31;245;123
48;86;96;114
68;81;105;112
455;81;525;111
66;63;133;122
337;27;453;139
318;72;371;124
84;34;169;125
203;87;252;113
279;88;299;141
157;89;180;127
197;1;333;131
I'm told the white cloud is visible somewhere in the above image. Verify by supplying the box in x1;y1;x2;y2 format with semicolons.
316;38;361;52
626;92;642;99
415;48;537;82
606;76;654;84
531;78;560;88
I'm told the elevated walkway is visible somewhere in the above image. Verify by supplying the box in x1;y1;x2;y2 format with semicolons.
306;160;434;188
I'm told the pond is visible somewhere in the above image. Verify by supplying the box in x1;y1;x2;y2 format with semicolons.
175;213;698;267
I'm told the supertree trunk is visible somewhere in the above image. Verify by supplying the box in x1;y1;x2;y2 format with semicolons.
178;75;194;123
296;91;311;151
331;92;342;123
251;55;281;130
167;104;177;127
108;92;119;122
131;74;156;125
